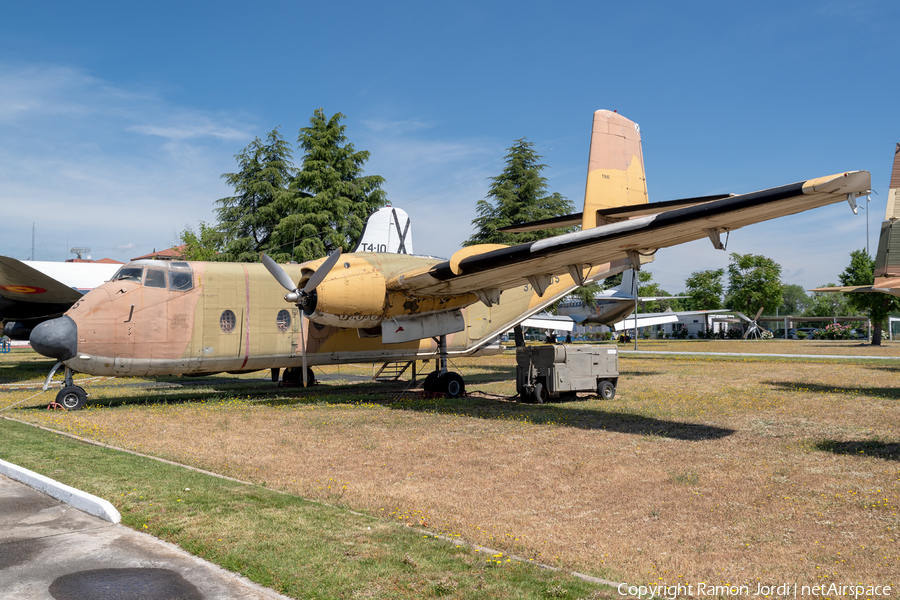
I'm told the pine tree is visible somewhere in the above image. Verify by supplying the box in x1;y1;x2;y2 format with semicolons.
215;128;295;262
464;138;574;247
273;109;387;262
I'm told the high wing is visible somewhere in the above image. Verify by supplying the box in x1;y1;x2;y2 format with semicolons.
0;256;119;339
811;278;900;297
389;171;871;299
0;256;84;306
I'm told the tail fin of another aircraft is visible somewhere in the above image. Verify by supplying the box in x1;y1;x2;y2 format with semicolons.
582;110;649;229
615;269;638;298
873;143;900;281
354;206;414;254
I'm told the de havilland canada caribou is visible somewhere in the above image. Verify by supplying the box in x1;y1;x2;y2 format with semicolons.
29;109;871;410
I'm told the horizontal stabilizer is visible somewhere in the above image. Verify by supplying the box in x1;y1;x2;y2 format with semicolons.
614;314;680;331
520;315;577;332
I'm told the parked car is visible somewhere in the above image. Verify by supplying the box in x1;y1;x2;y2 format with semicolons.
795;327;818;339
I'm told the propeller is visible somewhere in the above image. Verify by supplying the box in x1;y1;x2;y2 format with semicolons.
742;307;766;340
261;248;343;386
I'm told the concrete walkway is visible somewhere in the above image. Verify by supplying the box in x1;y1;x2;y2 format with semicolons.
0;472;293;600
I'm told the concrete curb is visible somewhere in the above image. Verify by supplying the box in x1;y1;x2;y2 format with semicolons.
0;458;121;523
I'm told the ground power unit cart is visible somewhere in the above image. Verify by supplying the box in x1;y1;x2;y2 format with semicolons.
516;344;618;403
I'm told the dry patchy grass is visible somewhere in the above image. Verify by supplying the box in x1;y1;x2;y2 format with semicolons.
3;343;899;592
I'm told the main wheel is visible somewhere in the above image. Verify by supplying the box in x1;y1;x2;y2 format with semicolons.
438;372;465;398
55;386;87;411
422;370;441;393
597;380;616;400
282;367;301;385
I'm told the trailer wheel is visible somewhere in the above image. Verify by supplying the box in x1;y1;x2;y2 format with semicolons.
597;380;615;400
533;383;548;404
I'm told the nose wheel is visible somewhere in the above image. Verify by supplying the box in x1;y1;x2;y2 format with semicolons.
55;386;87;410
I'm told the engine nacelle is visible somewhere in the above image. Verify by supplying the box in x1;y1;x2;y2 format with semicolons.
304;263;388;328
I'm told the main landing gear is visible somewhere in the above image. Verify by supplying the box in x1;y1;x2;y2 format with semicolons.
43;362;87;410
421;335;466;398
279;366;316;387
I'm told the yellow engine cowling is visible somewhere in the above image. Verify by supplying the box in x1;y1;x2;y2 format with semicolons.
305;265;388;328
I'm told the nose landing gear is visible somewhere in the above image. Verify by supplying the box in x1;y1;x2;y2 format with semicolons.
43;362;88;410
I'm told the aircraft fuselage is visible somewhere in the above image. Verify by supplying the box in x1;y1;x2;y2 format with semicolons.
34;254;627;378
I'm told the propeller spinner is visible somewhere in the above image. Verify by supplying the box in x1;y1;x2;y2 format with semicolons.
261;248;343;386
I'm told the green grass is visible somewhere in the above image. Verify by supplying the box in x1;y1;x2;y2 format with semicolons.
0;418;609;599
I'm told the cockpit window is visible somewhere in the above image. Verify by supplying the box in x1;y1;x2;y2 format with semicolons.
144;269;167;289
168;270;193;291
113;267;143;282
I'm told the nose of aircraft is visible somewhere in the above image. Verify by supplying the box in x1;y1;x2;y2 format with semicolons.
30;316;78;362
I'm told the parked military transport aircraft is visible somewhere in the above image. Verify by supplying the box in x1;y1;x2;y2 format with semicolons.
29;109;872;409
0;258;120;340
556;269;690;327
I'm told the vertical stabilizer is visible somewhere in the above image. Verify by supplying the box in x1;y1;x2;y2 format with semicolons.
616;269;638;298
885;143;900;221
874;144;900;279
354;207;414;254
582;110;648;230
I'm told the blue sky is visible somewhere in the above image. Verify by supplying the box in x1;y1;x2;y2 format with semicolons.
1;1;898;292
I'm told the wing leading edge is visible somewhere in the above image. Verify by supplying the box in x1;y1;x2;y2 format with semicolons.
390;171;871;299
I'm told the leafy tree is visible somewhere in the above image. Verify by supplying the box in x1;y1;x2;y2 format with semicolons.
726;253;783;315
272;109;387;262
778;284;811;315
685;268;725;310
179;221;225;261
464;138;574;247
838;249;900;345
215;128;295;262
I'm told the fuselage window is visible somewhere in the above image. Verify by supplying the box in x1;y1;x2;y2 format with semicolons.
144;269;167;289
169;271;193;291
276;309;291;332
113;267;143;282
220;310;237;333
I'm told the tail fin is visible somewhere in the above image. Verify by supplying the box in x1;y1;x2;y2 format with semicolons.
582;110;648;229
354;207;414;254
615;269;638;298
874;143;900;279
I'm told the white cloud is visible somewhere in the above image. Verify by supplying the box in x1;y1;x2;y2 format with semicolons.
0;62;253;262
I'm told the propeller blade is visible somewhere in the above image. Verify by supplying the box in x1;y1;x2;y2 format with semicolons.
261;253;299;294
743;327;751;340
754;307;764;321
302;247;343;294
300;313;308;387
